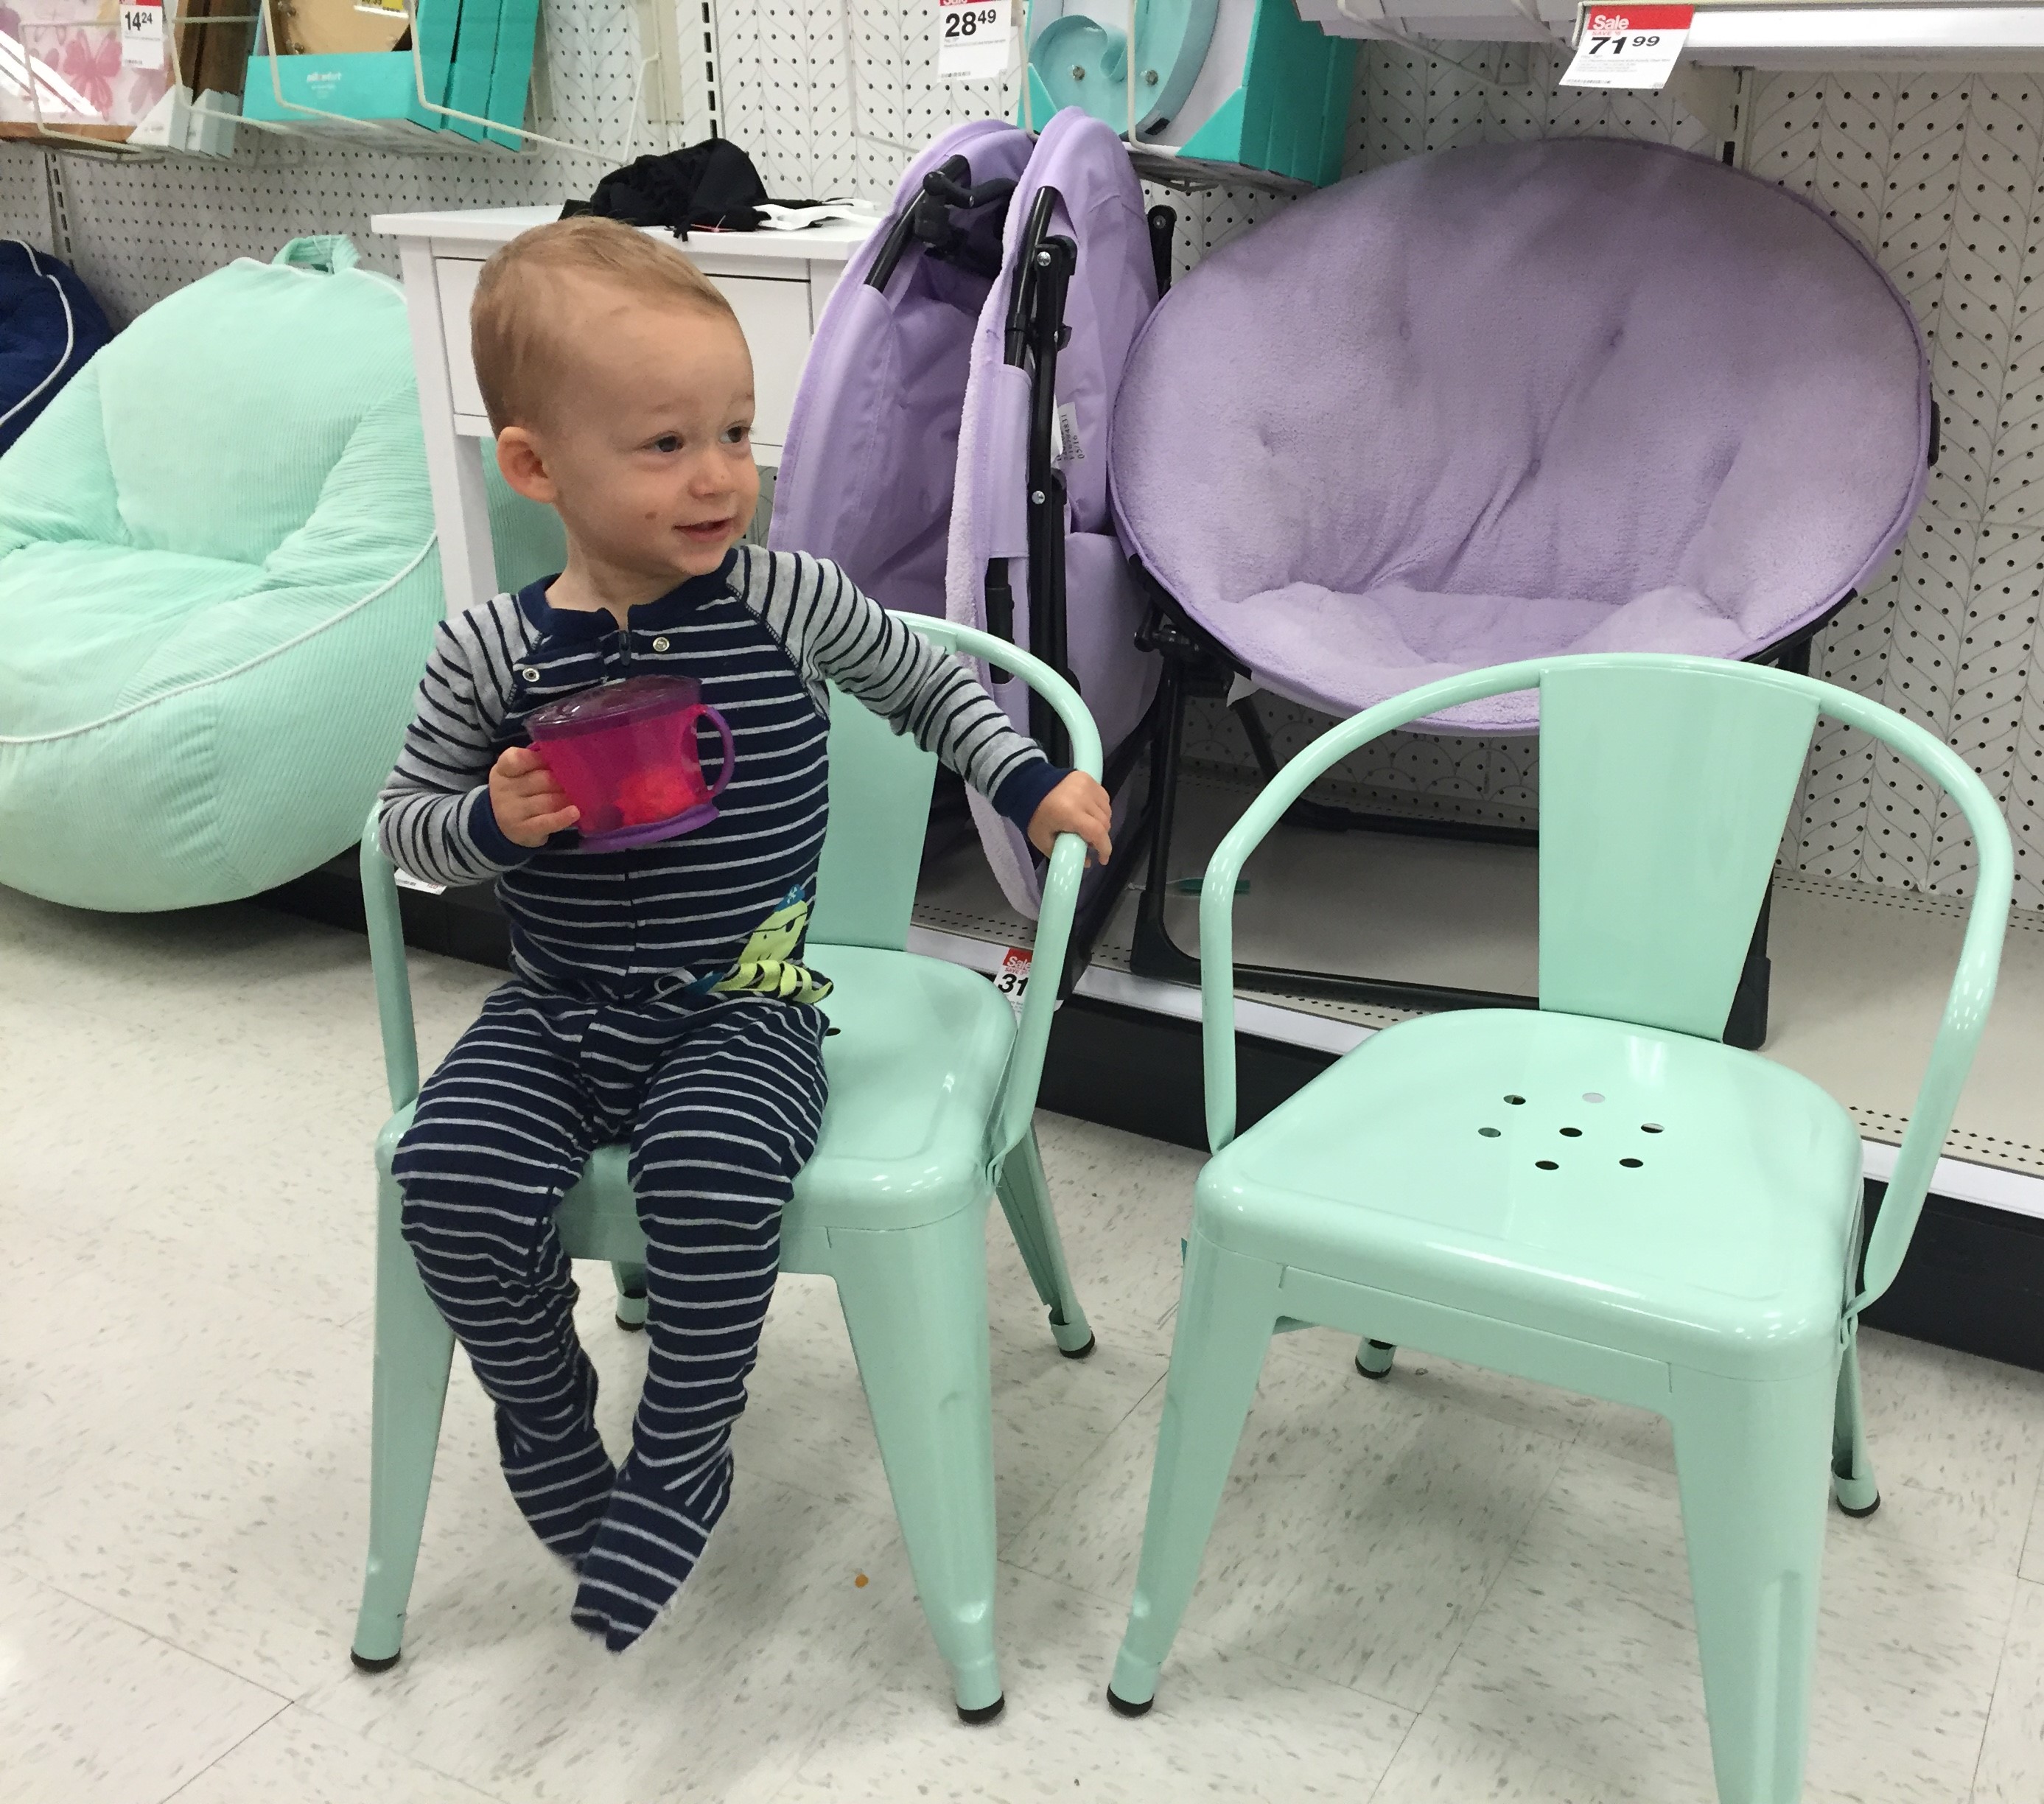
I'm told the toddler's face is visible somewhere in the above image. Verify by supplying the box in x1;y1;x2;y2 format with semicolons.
531;283;761;586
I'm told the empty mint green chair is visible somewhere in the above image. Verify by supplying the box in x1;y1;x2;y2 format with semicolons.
353;618;1097;1721
1107;653;2012;1803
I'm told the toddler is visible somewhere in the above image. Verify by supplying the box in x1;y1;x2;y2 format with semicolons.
378;216;1112;1651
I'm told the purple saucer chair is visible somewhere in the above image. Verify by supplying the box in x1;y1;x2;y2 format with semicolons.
772;111;1161;951
1110;136;1933;1046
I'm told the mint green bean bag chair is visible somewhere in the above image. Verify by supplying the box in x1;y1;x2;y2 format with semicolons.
0;235;562;912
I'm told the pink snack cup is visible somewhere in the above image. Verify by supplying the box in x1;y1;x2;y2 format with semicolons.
526;675;735;851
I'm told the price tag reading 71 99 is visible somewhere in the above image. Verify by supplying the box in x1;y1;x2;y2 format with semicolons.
936;0;1011;80
1559;4;1693;90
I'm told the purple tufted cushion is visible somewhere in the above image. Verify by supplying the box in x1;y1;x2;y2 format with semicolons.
1108;137;1930;733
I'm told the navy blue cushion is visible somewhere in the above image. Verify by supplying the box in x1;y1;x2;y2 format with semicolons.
0;240;111;455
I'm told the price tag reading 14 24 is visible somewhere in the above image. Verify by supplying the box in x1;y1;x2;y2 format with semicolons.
1559;4;1692;90
120;0;165;69
936;0;1011;81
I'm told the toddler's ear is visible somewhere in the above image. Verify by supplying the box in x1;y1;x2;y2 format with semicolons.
495;427;559;506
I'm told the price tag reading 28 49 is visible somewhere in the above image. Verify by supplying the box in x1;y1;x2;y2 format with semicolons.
1558;4;1693;90
937;0;1011;80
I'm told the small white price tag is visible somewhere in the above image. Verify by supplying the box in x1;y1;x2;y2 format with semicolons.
393;867;448;896
993;945;1032;1021
120;0;165;69
936;0;1011;80
1559;4;1692;89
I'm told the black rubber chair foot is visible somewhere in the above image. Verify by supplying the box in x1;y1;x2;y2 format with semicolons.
351;1648;401;1674
957;1694;1006;1724
615;1315;646;1332
1060;1333;1098;1360
1836;1491;1881;1519
1354;1353;1393;1381
1106;1685;1153;1718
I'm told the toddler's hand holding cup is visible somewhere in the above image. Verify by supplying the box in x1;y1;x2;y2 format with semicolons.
490;745;582;847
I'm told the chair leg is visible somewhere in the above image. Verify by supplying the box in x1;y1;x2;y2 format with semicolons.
612;1261;648;1332
827;1202;1004;1722
1354;1338;1396;1379
1831;1321;1880;1517
995;1128;1095;1357
352;1163;456;1671
1667;1363;1836;1804
1108;1234;1280;1715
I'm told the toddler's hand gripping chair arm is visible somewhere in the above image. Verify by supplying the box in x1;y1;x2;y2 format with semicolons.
900;616;1104;1165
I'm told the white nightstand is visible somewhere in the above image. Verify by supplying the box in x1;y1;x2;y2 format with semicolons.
372;206;877;615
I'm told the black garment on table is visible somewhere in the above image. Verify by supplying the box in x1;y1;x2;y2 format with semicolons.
561;139;810;237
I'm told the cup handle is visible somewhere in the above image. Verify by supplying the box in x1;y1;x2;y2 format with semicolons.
695;705;736;800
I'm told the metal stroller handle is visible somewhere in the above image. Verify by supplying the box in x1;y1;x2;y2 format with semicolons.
865;156;1018;293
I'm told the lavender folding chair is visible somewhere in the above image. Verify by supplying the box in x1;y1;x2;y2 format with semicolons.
1110;136;1934;1046
944;108;1161;933
772;119;1034;620
773;111;1163;979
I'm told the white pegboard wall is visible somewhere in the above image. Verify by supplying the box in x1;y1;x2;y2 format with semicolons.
1164;47;2044;917
4;13;2044;915
0;0;675;321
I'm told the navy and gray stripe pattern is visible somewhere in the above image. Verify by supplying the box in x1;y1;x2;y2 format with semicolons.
377;545;1062;1001
392;984;825;1649
378;548;1059;1650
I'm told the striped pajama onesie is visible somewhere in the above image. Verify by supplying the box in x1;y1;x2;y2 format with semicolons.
378;546;1061;1651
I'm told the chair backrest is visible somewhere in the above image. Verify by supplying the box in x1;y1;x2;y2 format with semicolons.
1537;660;1819;1038
807;685;939;952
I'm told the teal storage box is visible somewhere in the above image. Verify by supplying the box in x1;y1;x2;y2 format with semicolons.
483;0;542;147
242;0;458;138
1023;0;1356;187
443;0;502;143
0;237;562;912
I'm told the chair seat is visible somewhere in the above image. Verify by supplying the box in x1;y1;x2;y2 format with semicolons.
532;943;1014;1258
1197;1008;1863;1378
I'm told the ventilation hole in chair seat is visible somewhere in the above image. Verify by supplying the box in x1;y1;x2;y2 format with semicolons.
1535;1159;1559;1170
1583;1092;1606;1103
1504;1094;1526;1105
1641;1123;1665;1133
1479;1127;1501;1138
1559;1127;1583;1138
1620;1158;1645;1168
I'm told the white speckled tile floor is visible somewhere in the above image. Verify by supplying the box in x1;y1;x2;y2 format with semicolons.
2;884;2042;1804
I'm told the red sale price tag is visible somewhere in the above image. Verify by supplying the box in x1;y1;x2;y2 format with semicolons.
936;0;1012;80
994;945;1032;1020
1560;4;1692;90
120;0;165;69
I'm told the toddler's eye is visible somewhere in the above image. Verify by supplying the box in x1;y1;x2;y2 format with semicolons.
722;422;752;446
650;433;682;454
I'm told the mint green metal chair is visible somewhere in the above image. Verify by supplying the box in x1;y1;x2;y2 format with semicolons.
1107;653;2012;1803
351;618;1098;1722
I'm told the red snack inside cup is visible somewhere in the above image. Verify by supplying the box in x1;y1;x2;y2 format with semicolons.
526;675;735;850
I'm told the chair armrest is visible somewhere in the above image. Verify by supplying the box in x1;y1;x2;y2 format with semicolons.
1820;691;2014;1308
359;805;421;1112
898;615;1105;1162
1200;659;1551;1152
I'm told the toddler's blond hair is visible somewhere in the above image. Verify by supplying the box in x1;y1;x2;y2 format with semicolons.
469;216;738;433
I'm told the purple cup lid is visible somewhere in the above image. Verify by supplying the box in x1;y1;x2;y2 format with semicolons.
527;674;702;739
